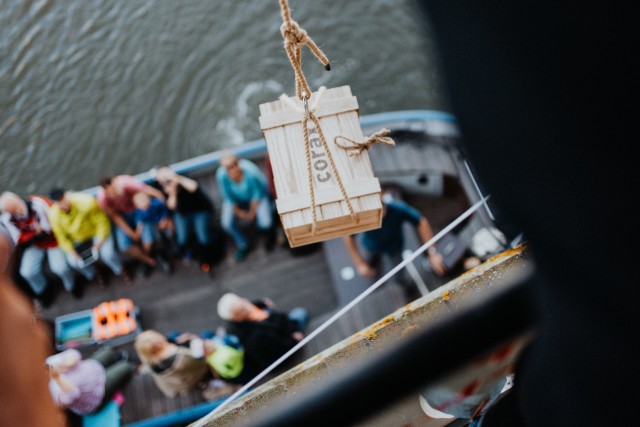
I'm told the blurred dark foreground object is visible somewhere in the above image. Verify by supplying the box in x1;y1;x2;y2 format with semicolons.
417;1;637;426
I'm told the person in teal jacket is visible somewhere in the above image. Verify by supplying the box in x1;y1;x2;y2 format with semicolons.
215;152;275;261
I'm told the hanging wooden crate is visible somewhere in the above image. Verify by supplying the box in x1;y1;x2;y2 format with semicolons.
259;85;382;247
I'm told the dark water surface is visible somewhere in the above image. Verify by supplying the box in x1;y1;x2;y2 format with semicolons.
1;0;448;195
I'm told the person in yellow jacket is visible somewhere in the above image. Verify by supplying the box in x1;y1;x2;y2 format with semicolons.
48;188;132;286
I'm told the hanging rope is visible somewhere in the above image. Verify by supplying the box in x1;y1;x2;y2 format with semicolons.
191;197;490;427
334;128;396;157
279;0;330;100
302;102;356;234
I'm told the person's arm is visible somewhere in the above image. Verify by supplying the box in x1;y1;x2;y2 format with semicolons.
49;366;78;396
143;184;166;202
133;222;143;241
111;211;137;240
245;173;267;221
163;180;179;211
175;174;199;193
417;216;446;277
245;199;259;221
343;235;376;278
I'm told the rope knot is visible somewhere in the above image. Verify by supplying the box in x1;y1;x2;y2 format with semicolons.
334;129;396;157
280;21;308;47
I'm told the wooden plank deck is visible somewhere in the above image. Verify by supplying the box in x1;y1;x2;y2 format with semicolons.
34;128;475;426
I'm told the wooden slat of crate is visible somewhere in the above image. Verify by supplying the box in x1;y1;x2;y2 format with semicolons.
259;86;382;247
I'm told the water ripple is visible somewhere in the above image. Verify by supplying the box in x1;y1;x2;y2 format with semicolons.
0;0;447;195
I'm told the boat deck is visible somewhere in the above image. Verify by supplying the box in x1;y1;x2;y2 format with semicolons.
33;121;480;426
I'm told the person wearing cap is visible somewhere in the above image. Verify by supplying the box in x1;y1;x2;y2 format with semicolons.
216;292;308;374
0;191;79;303
48;188;132;286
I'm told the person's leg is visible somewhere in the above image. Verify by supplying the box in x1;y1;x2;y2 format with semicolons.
19;246;48;296
173;212;190;250
288;307;310;332
100;361;135;408
221;201;248;250
359;243;382;277
139;221;156;255
193;211;217;266
388;251;412;286
114;224;132;255
46;248;77;292
256;197;276;250
97;234;123;276
192;211;213;246
118;214;155;266
89;346;118;367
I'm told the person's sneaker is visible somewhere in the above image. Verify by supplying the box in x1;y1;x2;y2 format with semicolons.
70;283;84;299
34;292;53;309
140;263;153;278
264;228;276;252
182;249;193;267
155;255;173;275
234;247;249;262
95;272;108;289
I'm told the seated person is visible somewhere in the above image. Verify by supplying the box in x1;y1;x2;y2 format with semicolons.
215;153;275;262
216;293;308;375
343;196;447;294
97;175;165;276
153;166;218;271
134;329;211;398
132;192;172;275
170;330;258;386
0;191;79;303
47;347;135;416
48;188;132;287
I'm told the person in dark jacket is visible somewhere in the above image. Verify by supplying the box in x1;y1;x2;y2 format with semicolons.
153;166;220;271
216;292;308;377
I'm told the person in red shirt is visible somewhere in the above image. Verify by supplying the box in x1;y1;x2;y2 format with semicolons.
97;175;169;277
0;191;79;304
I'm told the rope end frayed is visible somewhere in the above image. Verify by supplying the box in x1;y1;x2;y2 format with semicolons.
334;128;396;157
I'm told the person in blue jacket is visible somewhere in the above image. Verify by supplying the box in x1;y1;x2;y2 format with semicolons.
343;196;447;290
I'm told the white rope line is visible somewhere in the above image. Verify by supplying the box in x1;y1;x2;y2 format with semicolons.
192;196;489;426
